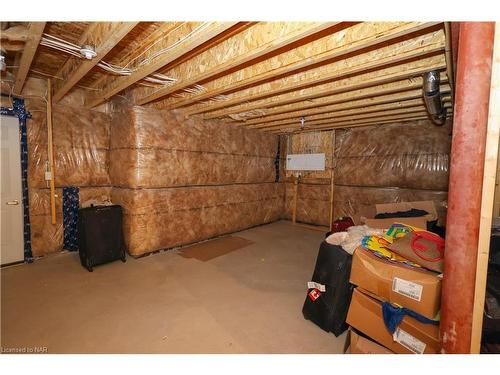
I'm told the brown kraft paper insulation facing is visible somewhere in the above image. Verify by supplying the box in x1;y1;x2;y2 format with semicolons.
29;187;112;256
110;105;284;256
112;183;284;256
282;119;451;226
28;103;111;188
23;79;112;255
110;106;278;188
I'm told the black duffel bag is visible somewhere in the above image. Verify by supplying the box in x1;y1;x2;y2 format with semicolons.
302;241;354;336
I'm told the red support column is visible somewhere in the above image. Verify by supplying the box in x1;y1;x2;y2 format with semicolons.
441;22;495;354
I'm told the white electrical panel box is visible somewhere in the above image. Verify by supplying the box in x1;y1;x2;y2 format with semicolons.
286;153;326;171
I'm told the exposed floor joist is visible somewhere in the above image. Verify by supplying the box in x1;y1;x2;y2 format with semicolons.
240;87;449;127
134;22;342;105
250;97;451;130
13;22;46;94
178;29;445;116
224;75;447;125
153;22;442;113
263;104;452;132
52;22;138;103
84;22;239;108
199;56;447;120
271;113;452;134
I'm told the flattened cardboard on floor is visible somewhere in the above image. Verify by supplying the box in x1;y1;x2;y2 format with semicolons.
350;247;441;319
346;288;440;354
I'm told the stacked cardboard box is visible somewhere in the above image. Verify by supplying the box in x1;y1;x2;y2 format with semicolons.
346;201;443;354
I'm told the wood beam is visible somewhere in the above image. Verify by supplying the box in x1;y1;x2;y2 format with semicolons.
178;30;445;115
201;56;447;120
154;22;442;112
13;22;45;95
262;107;445;132
249;98;444;130
135;22;342;105
84;22;238;108
270;114;448;134
52;22;138;103
228;75;448;123
240;86;449;127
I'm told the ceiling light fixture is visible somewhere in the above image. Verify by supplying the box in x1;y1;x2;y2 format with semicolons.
79;45;97;60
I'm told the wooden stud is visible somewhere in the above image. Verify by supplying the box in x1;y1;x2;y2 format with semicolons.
135;22;341;105
84;22;238;108
329;130;336;230
202;58;447;120
180;31;445;115
52;22;138;103
155;22;442;112
292;174;299;224
46;79;56;225
13;22;46;95
471;24;500;354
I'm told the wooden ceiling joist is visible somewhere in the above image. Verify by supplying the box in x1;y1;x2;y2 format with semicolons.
153;21;442;112
134;22;342;105
249;97;450;130
262;103;452;132
239;87;444;127
13;22;46;94
272;115;438;134
229;75;447;124
201;55;447;120
84;22;239;108
180;29;445;116
52;22;138;103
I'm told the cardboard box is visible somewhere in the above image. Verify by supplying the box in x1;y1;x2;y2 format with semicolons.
346;288;440;354
362;200;437;230
364;217;427;230
350;247;441;319
349;329;394;354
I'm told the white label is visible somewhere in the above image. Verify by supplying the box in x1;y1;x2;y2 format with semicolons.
307;281;326;292
392;277;423;301
44;171;52;181
393;328;426;354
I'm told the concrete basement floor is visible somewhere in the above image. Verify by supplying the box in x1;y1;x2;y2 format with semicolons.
1;220;347;354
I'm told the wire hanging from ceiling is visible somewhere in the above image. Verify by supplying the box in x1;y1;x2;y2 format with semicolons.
38;22;211;90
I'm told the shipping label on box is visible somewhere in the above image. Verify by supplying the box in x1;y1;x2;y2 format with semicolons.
393;328;426;354
392;277;423;302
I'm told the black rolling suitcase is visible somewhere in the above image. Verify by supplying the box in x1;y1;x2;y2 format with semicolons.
78;205;126;272
302;241;354;336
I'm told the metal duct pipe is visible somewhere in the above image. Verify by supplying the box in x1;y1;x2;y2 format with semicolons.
423;70;446;125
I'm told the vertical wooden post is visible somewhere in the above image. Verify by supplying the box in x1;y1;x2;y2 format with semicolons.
329;130;336;230
292;174;299;224
47;79;57;225
470;23;500;354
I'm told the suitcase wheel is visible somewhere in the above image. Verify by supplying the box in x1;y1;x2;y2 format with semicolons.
86;259;94;272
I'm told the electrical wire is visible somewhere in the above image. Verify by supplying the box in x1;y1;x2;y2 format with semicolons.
36;24;210;92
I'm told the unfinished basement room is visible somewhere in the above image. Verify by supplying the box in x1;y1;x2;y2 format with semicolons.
1;2;500;369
